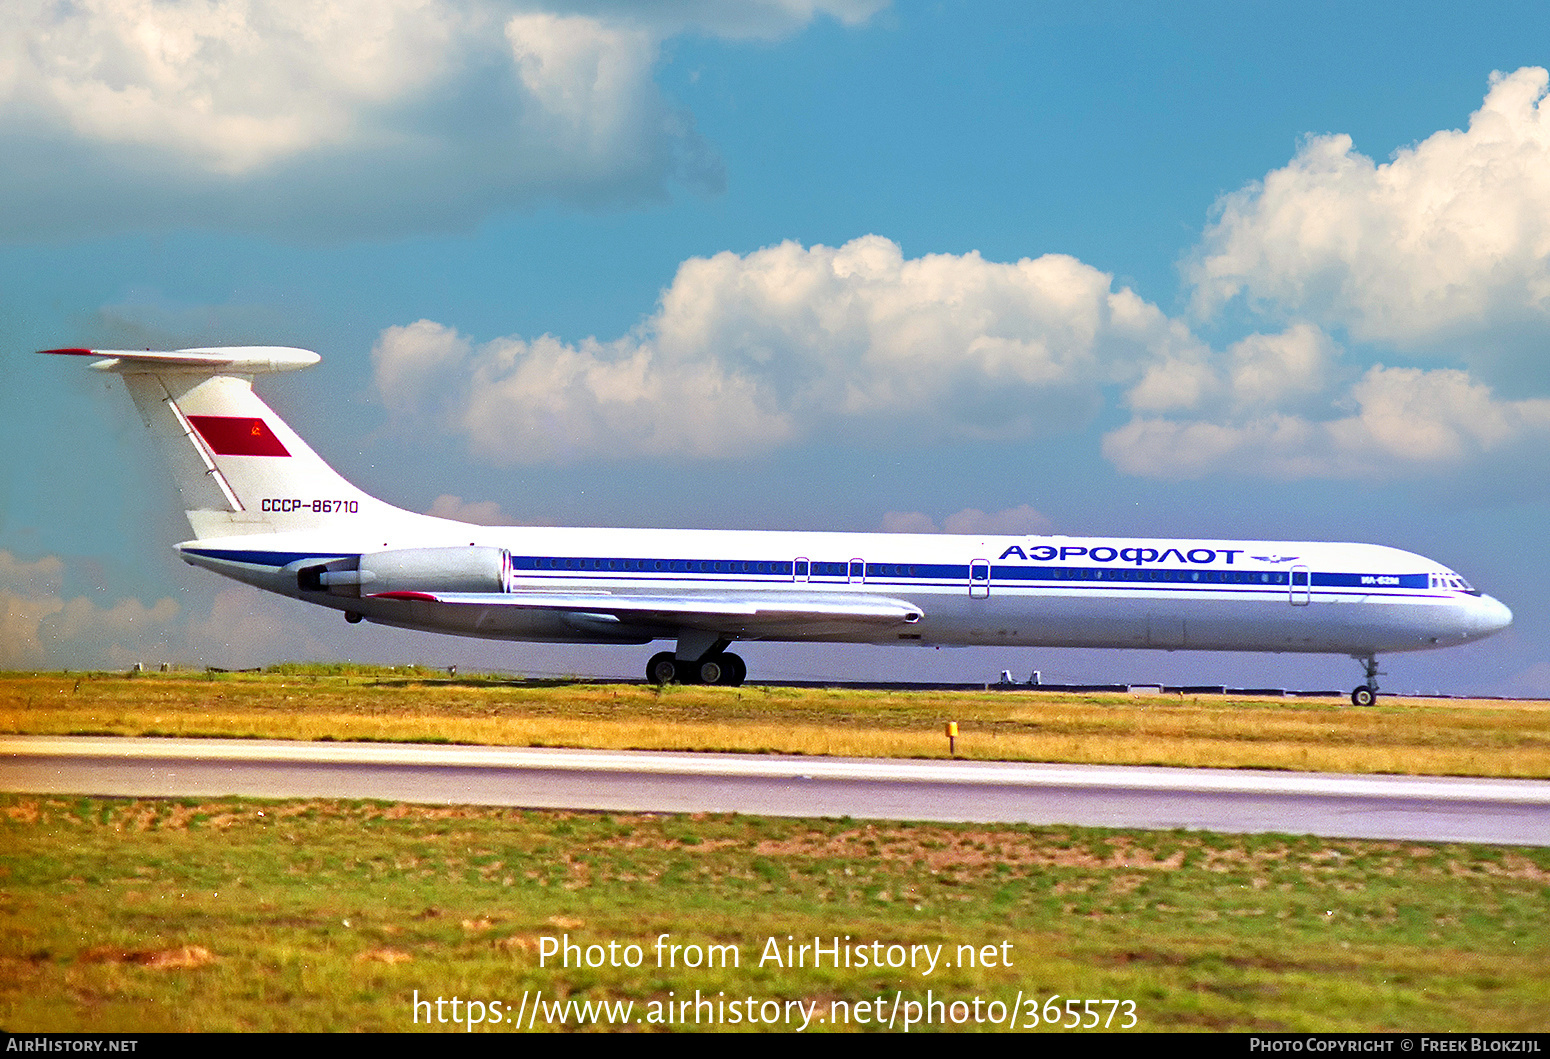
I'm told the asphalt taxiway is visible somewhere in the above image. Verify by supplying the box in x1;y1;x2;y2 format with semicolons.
4;736;1548;845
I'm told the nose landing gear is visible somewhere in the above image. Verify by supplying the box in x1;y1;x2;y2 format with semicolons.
1351;655;1382;707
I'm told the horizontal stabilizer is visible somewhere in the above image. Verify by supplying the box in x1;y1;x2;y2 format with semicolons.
39;346;319;374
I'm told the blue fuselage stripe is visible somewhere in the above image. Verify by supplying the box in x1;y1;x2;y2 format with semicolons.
186;549;1437;597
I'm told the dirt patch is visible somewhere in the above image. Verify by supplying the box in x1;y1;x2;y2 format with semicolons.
357;948;413;964
751;827;1191;871
78;944;215;969
1448;854;1550;882
379;804;506;821
591;834;743;853
3;801;40;824
1496;853;1550;881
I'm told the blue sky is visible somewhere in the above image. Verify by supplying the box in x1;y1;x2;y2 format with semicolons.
3;0;1548;693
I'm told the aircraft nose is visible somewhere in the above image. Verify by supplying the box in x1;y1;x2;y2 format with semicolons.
1472;595;1513;639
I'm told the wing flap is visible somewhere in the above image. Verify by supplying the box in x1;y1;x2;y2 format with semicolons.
368;589;924;635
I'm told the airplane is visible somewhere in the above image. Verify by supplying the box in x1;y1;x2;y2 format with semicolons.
44;345;1513;706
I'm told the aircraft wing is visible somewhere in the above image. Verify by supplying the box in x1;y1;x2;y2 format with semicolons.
368;589;924;637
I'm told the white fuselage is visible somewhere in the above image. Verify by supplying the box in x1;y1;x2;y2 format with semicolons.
45;344;1510;691
179;525;1512;658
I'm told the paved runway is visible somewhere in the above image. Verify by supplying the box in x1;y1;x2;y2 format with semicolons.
4;736;1548;845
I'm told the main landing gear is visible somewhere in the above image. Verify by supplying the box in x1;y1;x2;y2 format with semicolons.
1351;655;1382;707
647;650;746;687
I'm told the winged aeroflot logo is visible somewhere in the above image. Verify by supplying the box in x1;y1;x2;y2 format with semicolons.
1250;555;1300;563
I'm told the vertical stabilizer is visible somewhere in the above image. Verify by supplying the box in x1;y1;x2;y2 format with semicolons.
43;347;425;539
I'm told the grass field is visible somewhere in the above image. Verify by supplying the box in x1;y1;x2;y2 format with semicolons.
4;668;1548;1032
2;667;1548;777
4;795;1548;1032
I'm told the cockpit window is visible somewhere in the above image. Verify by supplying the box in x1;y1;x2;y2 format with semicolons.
1435;572;1479;595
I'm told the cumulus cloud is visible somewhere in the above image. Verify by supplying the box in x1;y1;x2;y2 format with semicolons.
178;586;335;669
1188;67;1550;354
1131;70;1550;480
8;0;460;176
0;549;357;669
1127;323;1340;416
377;235;1550;480
376;320;798;461
881;505;1052;535
373;235;1203;461
1104;364;1550;480
0;0;881;236
0;550;180;668
427;494;518;525
374;318;472;416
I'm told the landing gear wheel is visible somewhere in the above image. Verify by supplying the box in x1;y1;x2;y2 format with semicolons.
693;652;747;687
1352;655;1381;707
696;656;727;685
723;652;747;687
647;651;678;685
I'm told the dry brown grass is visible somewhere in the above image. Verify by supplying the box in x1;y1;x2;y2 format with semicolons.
2;671;1547;777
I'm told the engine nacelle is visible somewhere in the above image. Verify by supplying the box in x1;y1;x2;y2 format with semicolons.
298;547;508;597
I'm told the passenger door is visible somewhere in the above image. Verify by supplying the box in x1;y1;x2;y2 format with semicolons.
1289;565;1310;606
969;559;990;599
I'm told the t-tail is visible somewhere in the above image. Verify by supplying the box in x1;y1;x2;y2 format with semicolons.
41;346;429;539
